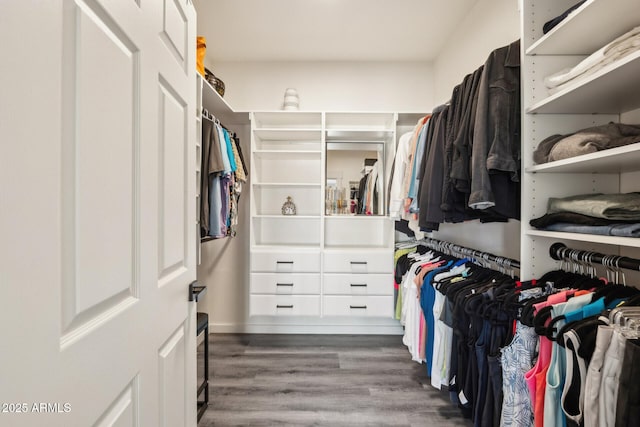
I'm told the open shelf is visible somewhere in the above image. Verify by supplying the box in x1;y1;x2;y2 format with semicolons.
250;244;322;250
252;112;322;129
324;216;393;248
200;75;249;125
527;50;640;114
325;112;396;131
254;215;320;219
526;143;640;174
254;155;321;183
325;129;393;143
252;182;321;187
253;150;322;160
526;229;640;248
526;0;640;56
253;128;322;151
253;184;321;216
253;216;321;247
253;128;322;140
324;214;388;219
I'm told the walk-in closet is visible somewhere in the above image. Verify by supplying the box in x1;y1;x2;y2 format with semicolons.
191;0;640;425
5;0;640;426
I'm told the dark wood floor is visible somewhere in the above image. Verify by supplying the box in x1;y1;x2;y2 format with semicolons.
197;334;473;427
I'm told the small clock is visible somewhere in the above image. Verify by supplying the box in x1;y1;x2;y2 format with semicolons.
281;196;297;215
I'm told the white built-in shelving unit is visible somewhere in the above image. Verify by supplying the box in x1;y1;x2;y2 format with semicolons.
248;111;403;331
520;0;640;279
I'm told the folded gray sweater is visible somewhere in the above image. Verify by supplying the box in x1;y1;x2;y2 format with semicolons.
533;122;640;164
547;192;640;221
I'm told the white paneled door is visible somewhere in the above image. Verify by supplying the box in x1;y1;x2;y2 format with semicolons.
0;1;197;426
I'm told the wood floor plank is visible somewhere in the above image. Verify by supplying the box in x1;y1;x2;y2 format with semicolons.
198;333;473;427
199;409;412;426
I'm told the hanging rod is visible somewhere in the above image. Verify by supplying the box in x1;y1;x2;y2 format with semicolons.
415;237;520;270
549;242;640;272
202;108;231;131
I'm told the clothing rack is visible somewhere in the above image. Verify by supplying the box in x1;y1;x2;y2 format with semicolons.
400;237;520;270
202;108;230;131
549;242;640;272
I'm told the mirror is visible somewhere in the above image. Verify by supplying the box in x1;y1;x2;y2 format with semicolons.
325;141;385;216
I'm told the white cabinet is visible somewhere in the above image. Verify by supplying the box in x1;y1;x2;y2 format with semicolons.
248;112;397;325
323;274;393;295
520;0;640;279
251;250;321;273
323;249;394;317
249;295;321;316
322;296;394;317
250;273;321;294
323;249;393;274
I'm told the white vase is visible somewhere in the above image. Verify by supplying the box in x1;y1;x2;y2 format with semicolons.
282;88;299;110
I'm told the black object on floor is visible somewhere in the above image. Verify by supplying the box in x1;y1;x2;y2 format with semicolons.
196;312;209;422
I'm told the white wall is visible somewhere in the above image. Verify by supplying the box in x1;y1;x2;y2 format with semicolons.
208;61;434;112
432;0;521;103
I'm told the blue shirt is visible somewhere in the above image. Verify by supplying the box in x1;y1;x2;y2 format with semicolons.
420;259;454;375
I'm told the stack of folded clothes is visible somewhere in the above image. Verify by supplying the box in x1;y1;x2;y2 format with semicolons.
544;26;640;94
533;122;640;164
530;192;640;237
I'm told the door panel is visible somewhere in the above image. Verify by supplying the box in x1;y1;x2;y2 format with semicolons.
73;2;138;317
62;0;140;337
159;325;187;427
93;380;138;427
158;78;188;281
161;0;189;67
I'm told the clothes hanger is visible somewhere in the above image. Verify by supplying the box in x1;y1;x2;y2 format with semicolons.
396;239;419;250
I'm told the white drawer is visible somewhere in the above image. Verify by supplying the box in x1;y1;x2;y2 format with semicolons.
251;273;321;295
323;250;392;273
322;295;394;317
251;250;321;272
250;295;320;316
323;274;393;295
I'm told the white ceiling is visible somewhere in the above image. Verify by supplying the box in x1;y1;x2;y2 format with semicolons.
193;0;478;62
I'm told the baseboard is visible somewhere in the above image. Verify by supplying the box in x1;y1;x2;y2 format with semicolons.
209;321;404;335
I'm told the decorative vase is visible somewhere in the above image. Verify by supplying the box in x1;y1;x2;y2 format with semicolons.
282;88;299;111
281;196;297;215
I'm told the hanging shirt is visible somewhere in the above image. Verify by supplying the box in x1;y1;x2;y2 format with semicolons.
500;287;544;427
208;175;223;238
389;132;413;218
408;120;430;214
230;135;246;181
223;128;237;172
420;260;455;376
215;123;232;173
544;292;593;427
401;116;430;201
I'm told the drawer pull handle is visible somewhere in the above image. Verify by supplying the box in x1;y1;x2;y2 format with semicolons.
277;304;294;308
350;283;367;287
276;261;294;264
350;261;367;265
276;283;294;287
350;305;367;309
